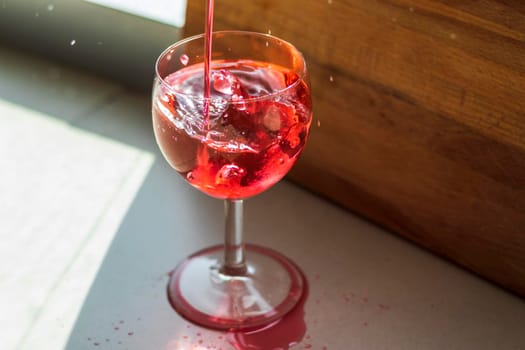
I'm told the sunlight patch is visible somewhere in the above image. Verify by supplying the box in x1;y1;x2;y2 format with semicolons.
0;98;154;350
83;0;187;27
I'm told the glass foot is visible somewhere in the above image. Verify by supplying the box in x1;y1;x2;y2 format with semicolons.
167;244;304;330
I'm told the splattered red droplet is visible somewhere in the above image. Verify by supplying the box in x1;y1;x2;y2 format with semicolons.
378;303;390;311
180;54;189;65
128;332;134;336
114;327;119;331
93;342;100;346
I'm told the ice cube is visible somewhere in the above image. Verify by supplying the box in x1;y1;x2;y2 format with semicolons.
263;105;282;132
213;69;242;96
215;164;246;186
179;54;189;66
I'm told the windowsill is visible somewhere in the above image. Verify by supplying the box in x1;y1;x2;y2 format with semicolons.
1;39;525;349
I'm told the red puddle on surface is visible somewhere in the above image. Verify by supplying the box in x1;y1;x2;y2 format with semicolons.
227;275;309;350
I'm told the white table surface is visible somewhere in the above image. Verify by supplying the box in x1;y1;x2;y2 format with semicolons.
1;45;524;350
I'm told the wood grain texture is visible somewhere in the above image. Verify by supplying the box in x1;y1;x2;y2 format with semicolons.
184;0;525;297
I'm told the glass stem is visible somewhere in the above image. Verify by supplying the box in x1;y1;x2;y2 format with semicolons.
222;199;247;276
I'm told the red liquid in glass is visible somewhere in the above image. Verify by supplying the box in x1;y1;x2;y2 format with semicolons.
153;60;312;199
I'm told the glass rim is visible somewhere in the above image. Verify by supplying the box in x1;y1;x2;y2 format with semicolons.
154;30;308;103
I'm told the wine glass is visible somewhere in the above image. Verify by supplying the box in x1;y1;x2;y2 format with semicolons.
152;31;312;330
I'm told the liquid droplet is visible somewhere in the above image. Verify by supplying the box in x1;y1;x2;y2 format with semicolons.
34;12;40;17
47;4;54;11
450;33;457;40
329;75;334;82
232;94;246;111
268;29;272;35
180;54;189;65
317;120;321;127
265;41;269;47
378;303;391;310
328;0;333;4
70;39;76;46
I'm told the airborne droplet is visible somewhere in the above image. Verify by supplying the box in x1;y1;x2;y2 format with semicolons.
70;39;76;46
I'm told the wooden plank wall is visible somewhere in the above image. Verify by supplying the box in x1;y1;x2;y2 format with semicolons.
184;0;525;297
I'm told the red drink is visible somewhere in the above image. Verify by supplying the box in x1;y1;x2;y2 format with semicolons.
153;59;312;199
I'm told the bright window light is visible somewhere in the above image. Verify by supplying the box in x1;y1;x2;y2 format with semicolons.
0;98;154;350
83;0;187;27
